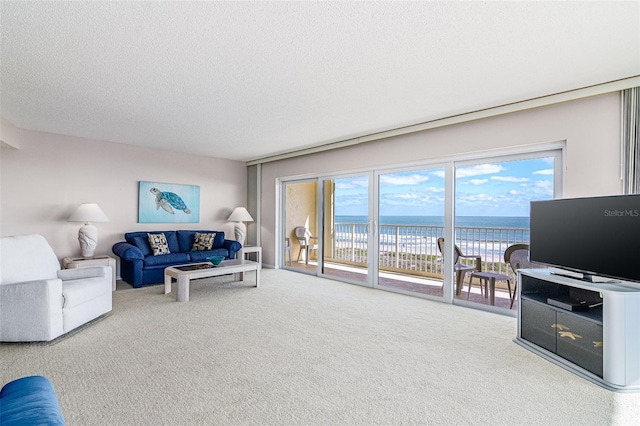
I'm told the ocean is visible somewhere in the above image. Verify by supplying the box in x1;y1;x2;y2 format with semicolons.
336;215;529;229
333;215;530;257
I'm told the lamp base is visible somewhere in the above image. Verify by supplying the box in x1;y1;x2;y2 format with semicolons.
233;222;247;245
78;223;98;257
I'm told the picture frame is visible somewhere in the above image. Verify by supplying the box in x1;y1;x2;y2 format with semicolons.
138;181;200;223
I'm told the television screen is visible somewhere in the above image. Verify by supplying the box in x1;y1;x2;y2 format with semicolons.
530;194;640;283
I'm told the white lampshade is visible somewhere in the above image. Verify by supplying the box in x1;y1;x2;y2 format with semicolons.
68;203;110;224
68;203;109;258
227;207;254;222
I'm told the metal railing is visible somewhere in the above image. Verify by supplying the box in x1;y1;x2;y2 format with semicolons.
332;222;529;278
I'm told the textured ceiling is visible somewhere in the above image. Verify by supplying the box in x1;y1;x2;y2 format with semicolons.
1;1;639;162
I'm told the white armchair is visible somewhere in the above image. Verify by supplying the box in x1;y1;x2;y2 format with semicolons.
0;234;112;342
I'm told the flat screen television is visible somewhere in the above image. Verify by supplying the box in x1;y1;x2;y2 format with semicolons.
530;194;640;283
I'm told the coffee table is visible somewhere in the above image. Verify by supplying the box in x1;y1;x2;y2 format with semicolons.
164;259;260;302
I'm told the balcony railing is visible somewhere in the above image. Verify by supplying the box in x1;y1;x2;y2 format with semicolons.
332;222;529;279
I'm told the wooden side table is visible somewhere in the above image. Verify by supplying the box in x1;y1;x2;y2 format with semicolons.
62;255;117;291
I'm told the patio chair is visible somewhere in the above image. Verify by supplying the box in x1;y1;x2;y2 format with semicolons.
295;226;318;264
437;237;482;296
504;243;537;309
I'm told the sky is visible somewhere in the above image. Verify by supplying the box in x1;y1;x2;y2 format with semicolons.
334;157;555;217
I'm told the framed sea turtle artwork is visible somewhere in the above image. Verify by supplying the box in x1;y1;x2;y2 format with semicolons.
138;181;200;223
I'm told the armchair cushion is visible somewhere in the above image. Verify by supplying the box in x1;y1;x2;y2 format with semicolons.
62;277;111;309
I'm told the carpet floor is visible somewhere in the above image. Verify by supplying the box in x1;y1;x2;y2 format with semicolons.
1;269;639;425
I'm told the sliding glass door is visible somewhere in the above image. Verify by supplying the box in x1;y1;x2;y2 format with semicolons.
320;174;371;286
376;166;446;299
453;153;560;311
280;148;562;314
316;166;450;297
282;179;320;274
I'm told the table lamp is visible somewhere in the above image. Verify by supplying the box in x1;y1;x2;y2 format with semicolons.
68;203;110;257
227;207;254;245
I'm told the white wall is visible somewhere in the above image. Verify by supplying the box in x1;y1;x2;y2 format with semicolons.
0;117;22;149
0;126;247;274
260;93;623;266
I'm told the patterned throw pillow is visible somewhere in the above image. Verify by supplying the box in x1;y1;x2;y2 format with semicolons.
191;232;216;251
148;233;170;255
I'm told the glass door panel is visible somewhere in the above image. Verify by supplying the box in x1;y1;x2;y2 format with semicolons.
377;167;446;298
454;155;557;311
283;180;320;274
321;175;370;285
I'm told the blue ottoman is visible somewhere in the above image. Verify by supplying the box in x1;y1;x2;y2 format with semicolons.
0;376;65;425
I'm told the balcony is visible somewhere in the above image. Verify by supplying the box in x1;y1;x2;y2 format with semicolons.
289;222;530;310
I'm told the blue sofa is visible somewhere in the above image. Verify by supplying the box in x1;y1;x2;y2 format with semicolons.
112;230;242;288
0;376;65;425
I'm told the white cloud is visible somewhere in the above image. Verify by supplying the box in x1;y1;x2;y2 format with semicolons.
335;194;368;205
467;179;488;185
461;193;495;202
392;193;420;199
530;180;554;197
380;174;429;185
335;178;369;189
533;169;554;175
424;187;444;194
335;182;354;189
491;176;530;182
456;164;505;178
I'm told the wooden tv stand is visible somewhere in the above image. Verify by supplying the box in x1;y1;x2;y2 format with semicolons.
516;269;640;392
